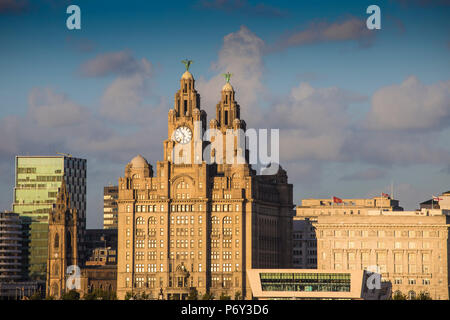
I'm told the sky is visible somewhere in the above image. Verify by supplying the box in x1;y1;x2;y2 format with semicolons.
0;0;449;229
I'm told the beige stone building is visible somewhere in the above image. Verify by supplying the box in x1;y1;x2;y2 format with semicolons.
296;195;403;218
315;209;450;300
116;68;293;300
293;196;402;269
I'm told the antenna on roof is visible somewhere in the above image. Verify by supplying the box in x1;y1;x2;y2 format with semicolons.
391;180;394;200
56;152;72;158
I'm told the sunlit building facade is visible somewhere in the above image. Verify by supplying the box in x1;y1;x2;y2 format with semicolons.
116;69;294;300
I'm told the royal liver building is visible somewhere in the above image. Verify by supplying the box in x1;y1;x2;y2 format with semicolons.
116;63;293;300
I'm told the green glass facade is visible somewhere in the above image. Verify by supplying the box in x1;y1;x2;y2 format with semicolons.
12;156;86;281
260;272;351;292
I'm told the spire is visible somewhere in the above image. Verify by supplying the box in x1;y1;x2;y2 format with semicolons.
56;179;70;208
174;59;200;117
215;71;241;129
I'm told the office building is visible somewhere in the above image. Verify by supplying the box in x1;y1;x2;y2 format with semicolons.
103;186;118;229
12;155;86;280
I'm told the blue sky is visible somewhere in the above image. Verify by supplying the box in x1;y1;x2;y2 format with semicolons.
0;0;449;228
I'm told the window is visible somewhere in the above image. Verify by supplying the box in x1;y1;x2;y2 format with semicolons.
136;216;145;225
135;264;145;273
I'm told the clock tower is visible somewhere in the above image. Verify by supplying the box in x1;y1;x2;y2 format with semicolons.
163;61;207;165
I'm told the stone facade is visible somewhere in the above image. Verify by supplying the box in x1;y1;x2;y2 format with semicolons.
116;69;293;300
315;210;450;300
46;181;117;299
296;196;403;218
46;180;80;298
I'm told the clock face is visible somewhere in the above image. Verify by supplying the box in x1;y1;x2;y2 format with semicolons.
174;126;192;144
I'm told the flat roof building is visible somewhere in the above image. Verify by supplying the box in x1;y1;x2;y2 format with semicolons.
296;195;403;218
247;269;390;300
315;209;450;300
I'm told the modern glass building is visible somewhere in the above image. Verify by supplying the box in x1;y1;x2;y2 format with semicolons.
103;186;118;229
248;269;391;300
259;272;351;293
12;155;86;281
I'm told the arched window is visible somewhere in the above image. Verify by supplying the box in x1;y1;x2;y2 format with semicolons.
212;216;219;224
223;216;232;224
148;216;157;225
408;290;416;300
136;216;145;225
54;233;59;249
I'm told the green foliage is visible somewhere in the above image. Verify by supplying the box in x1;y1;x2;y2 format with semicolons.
124;291;152;300
234;291;242;300
124;291;134;300
392;291;407;300
83;289;117;300
201;292;215;300
61;289;80;300
391;291;432;300
187;287;198;300
219;293;231;300
28;292;43;300
416;291;432;300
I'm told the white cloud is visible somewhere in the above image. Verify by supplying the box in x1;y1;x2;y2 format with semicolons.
340;167;387;181
80;51;157;124
274;17;375;51
366;76;450;131
28;88;88;128
197;26;265;122
80;50;151;77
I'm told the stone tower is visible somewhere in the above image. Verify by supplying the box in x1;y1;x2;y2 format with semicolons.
46;180;79;298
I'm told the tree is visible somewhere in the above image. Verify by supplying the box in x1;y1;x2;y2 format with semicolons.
187;287;198;300
201;292;215;300
234;291;242;300
140;292;151;300
61;289;80;300
124;291;134;300
219;293;231;300
416;291;432;300
29;292;43;300
392;291;407;300
83;289;117;300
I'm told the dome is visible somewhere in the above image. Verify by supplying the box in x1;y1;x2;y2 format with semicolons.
181;71;194;80
222;82;234;92
130;154;149;168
